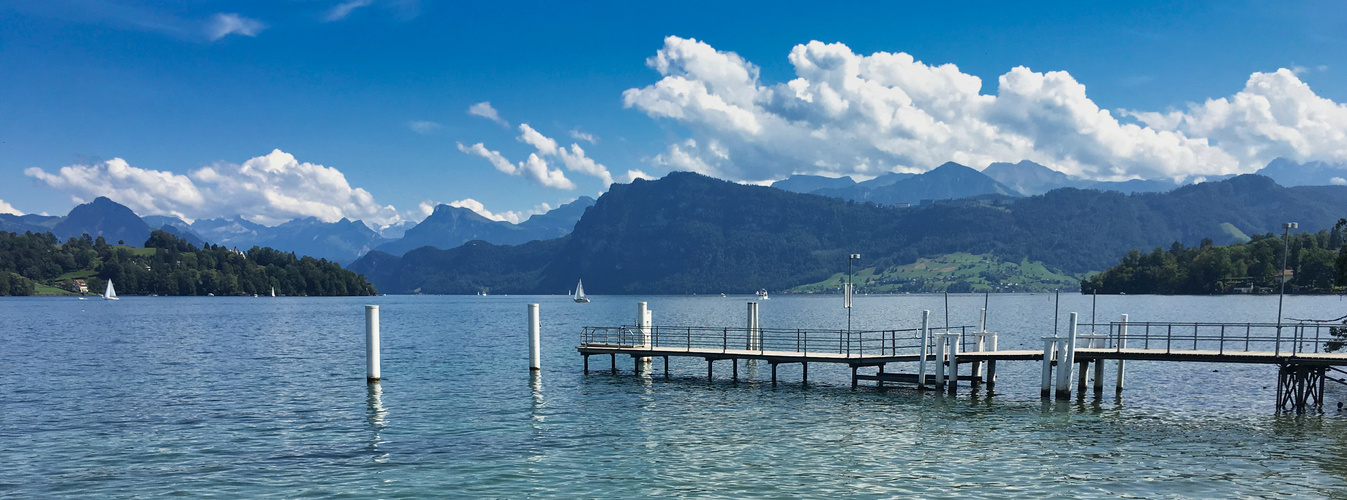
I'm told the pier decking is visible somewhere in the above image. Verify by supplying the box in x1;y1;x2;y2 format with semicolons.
577;307;1347;413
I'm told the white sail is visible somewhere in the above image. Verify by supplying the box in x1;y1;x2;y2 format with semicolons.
271;287;275;297
573;279;589;303
103;280;119;301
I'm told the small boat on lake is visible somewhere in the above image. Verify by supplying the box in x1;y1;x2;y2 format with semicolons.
103;280;119;301
756;289;769;300
573;279;590;303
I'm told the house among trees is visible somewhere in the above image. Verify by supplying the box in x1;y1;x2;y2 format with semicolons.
69;279;88;294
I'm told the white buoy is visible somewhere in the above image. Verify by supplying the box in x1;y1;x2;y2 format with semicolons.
366;305;381;382
529;303;541;371
917;310;930;389
1117;314;1128;393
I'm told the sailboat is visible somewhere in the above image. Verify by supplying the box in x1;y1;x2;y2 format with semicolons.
271;287;276;297
573;279;590;303
103;280;119;301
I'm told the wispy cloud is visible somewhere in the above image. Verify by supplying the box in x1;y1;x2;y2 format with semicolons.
407;120;443;134
448;198;550;224
569;128;598;144
468;101;510;128
207;13;265;41
325;0;374;22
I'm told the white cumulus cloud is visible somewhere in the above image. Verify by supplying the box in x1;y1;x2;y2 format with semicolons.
623;36;1347;184
1125;68;1347;167
207;13;265;41
468;101;510;128
25;150;401;227
0;199;23;216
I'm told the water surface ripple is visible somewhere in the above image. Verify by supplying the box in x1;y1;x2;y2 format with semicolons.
3;294;1347;497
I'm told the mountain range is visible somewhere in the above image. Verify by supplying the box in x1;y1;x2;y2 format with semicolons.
0;196;594;266
769;158;1347;203
349;171;1347;295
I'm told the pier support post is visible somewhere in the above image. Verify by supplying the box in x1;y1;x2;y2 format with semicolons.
917;310;931;390
528;303;541;372
1056;312;1078;400
707;359;713;380
986;360;997;390
933;333;948;390
732;359;738;381
583;355;589;374
1077;358;1090;394
771;362;778;385
877;364;885;389
1041;337;1056;399
851;365;858;388
664;356;670;379
611;354;616;374
1116;314;1128;394
948;333;960;395
802;362;809;386
366;305;380;382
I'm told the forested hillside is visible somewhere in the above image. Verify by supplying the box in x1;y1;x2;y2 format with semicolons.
350;172;1347;295
0;230;375;296
1082;229;1346;294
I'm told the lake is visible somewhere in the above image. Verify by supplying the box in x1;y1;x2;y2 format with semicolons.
3;293;1347;497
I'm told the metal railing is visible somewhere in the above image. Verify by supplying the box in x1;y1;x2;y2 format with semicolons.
580;324;977;358
1076;321;1342;357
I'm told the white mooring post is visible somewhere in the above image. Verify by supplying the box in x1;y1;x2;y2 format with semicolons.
1055;312;1078;399
747;302;760;350
528;303;541;371
636;301;654;350
1116;314;1128;393
366;305;381;382
917;310;930;390
1040;337;1056;398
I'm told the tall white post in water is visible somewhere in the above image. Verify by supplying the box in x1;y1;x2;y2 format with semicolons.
366;305;381;382
1055;312;1078;399
1116;314;1128;393
528;303;541;371
637;302;652;346
1040;337;1056;398
747;302;760;350
917;310;930;389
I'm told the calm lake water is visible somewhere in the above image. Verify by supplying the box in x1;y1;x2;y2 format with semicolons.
4;293;1347;498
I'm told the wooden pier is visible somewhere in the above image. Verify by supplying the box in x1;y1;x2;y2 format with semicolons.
577;306;1347;413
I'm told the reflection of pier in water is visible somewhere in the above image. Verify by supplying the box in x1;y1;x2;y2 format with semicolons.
577;304;1347;413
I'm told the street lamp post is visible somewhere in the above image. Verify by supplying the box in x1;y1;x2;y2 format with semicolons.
1276;222;1297;355
847;254;860;332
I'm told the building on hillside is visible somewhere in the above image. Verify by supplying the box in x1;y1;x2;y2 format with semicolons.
70;279;88;294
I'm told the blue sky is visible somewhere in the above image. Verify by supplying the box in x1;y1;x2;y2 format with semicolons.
1;0;1344;227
